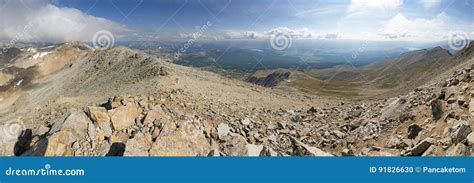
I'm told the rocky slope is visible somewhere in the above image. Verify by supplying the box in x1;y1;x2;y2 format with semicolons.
0;43;473;157
245;71;291;88
306;46;463;97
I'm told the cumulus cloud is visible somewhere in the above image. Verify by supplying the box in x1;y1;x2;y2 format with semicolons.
216;27;341;40
0;0;133;42
348;0;403;12
381;12;451;40
263;27;315;39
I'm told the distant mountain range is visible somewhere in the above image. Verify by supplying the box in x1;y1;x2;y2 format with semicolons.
245;43;474;97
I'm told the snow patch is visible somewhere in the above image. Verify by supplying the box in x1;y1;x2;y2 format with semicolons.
15;79;23;86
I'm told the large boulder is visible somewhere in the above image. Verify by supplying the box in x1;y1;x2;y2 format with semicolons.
291;137;333;156
124;133;152;156
108;103;140;131
85;106;112;136
51;110;89;138
86;106;110;124
149;121;210;156
449;121;472;144
43;110;91;156
381;97;406;120
386;135;407;149
221;134;249;156
143;107;169;125
221;133;263;156
217;123;232;140
410;137;436;156
407;124;422;139
260;146;279;156
446;143;469;156
430;99;443;120
44;130;76;156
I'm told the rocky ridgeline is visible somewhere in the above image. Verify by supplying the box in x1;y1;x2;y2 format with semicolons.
245;72;291;88
4;64;474;156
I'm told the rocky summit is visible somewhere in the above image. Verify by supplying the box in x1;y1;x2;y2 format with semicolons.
0;43;473;157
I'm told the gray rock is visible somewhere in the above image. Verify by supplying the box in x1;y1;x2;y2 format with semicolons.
466;132;474;146
411;138;436;156
341;148;354;156
431;99;443;120
469;99;474;115
97;141;111;156
291;137;333;156
260;146;278;156
449;121;472;144
87;123;97;139
331;130;345;139
124;133;152;156
36;125;50;136
381;97;406;120
217;123;232;140
407;124;422;139
221;134;249;156
446;143;469;156
246;144;264;156
457;96;465;105
207;149;222;156
386;135;406;149
241;118;252;126
421;145;439;156
446;97;456;104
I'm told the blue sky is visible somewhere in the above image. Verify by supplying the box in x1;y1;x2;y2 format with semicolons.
0;0;473;42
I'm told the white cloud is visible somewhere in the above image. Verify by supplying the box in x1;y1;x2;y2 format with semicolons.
381;12;451;40
216;27;342;40
263;27;315;39
0;1;132;42
419;0;441;9
348;0;403;12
